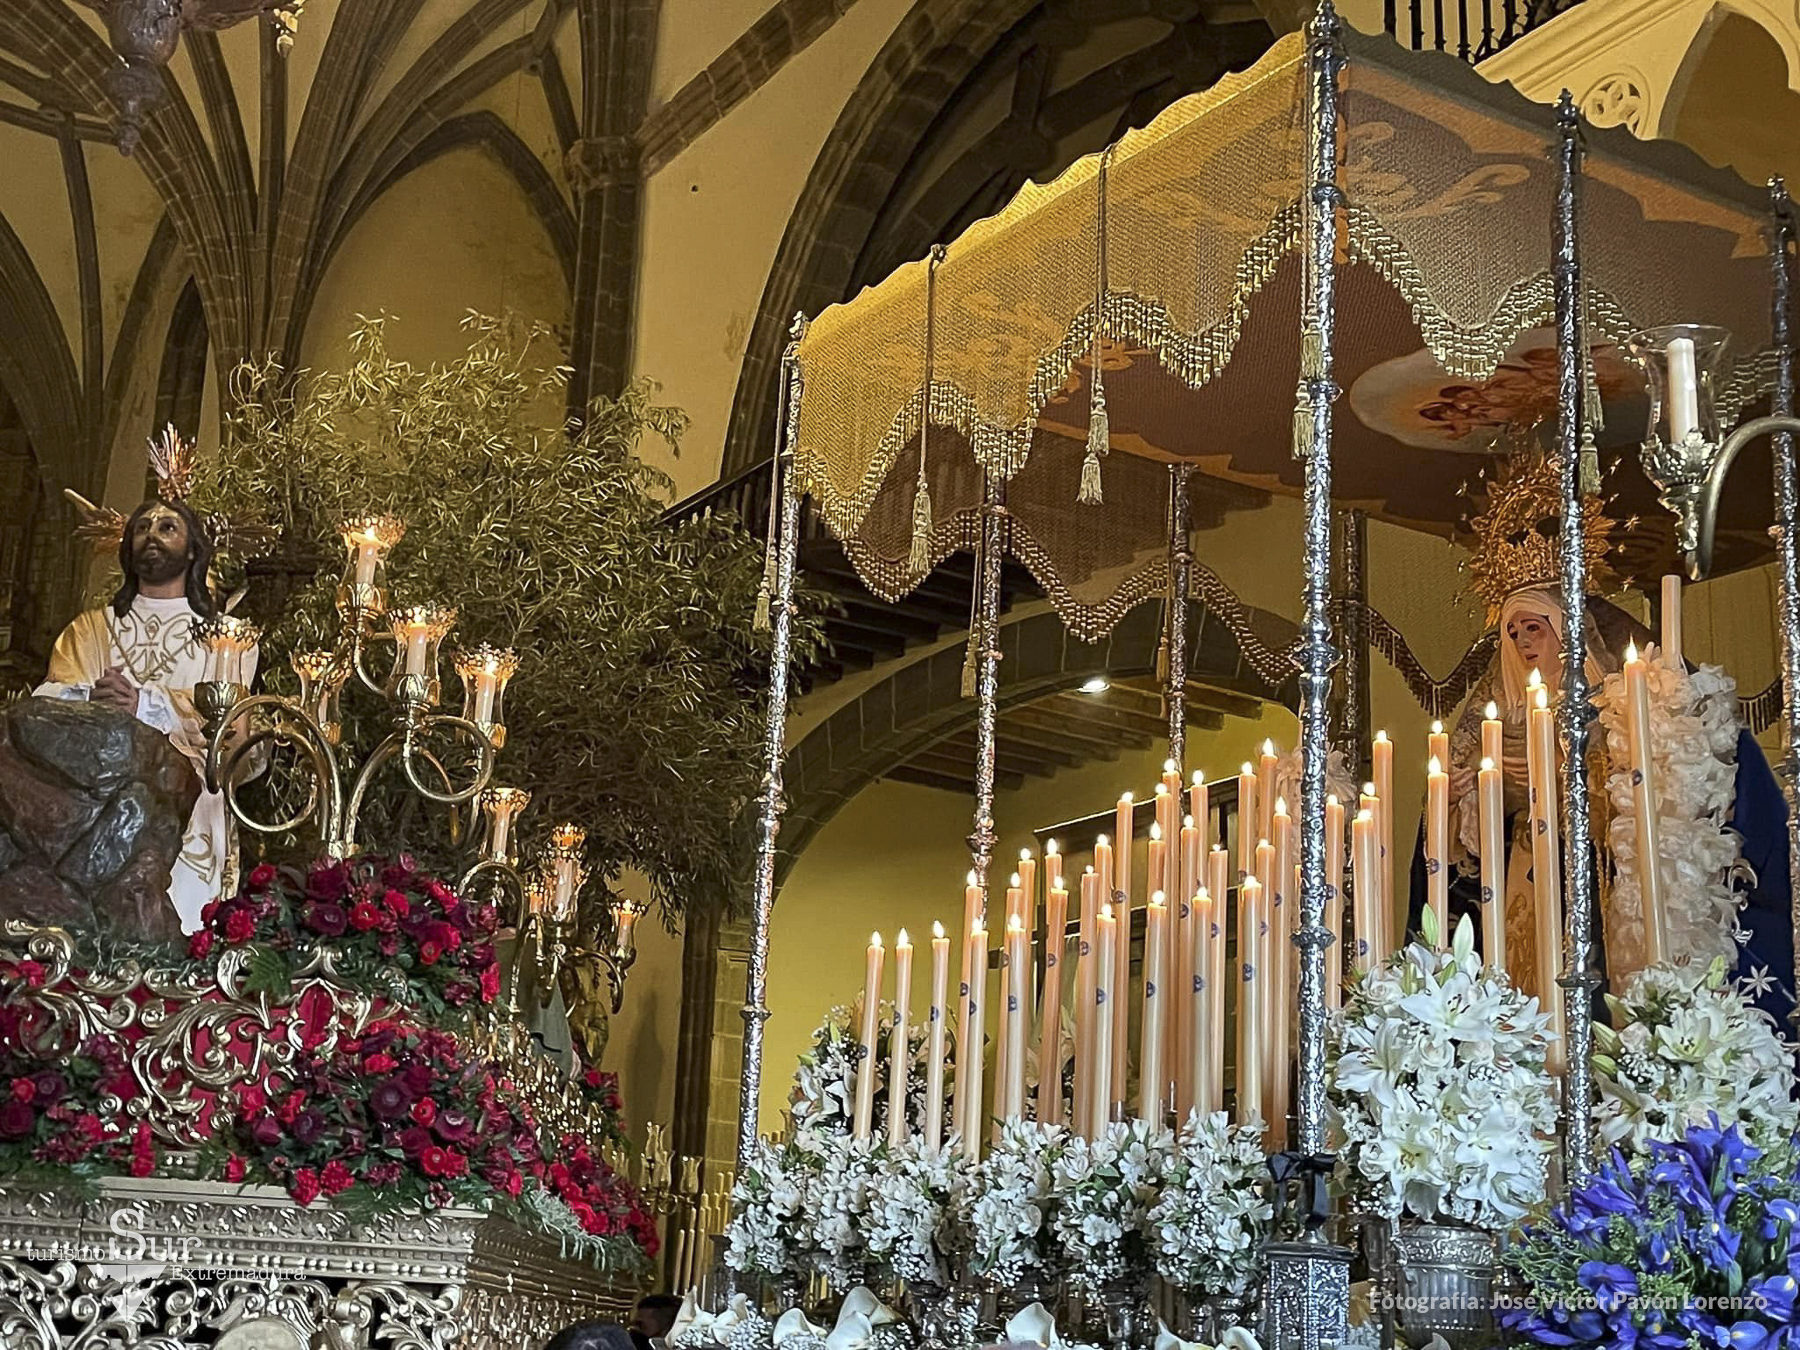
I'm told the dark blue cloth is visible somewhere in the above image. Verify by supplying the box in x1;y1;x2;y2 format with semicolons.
1729;728;1793;1023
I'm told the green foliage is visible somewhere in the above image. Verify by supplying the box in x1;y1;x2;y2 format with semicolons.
191;313;829;922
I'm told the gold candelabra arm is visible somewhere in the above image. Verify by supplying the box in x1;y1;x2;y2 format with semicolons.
343;619;391;699
200;690;345;849
399;712;497;806
1689;414;1800;579
458;856;527;918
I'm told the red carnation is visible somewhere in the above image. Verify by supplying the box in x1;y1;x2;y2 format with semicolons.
238;1083;267;1114
420;1146;451;1178
290;1168;322;1206
224;909;257;944
479;966;500;1001
364;1054;398;1074
275;1091;308;1124
10;1078;34;1103
248;863;278;891
418;940;442;966
321;1160;355;1195
410;1098;437;1126
187;930;214;960
349;901;382;932
382;889;410;918
225;1156;248;1183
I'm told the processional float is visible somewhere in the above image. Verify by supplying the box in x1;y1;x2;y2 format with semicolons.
735;5;1800;1349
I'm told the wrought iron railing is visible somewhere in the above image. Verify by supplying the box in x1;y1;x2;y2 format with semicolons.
1383;0;1586;62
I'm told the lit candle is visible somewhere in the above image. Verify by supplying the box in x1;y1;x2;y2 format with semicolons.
1325;794;1345;1010
1094;835;1114;921
963;921;988;1158
1113;794;1134;905
925;922;949;1150
1091;904;1117;1138
1206;845;1229;1113
1667;334;1700;441
1191;888;1216;1113
1623;642;1668;967
1257;740;1279;841
1527;676;1567;1072
1017;850;1037;929
1273;796;1293;968
401;617;433;676
470;663;500;722
1351;809;1378;972
1147;823;1167;918
1429;719;1450;778
1075;866;1098;1133
1477;758;1506;972
1038;883;1069;1125
1162;756;1184;803
889;930;914;1144
1044;839;1063;896
1111;795;1133;1117
1157;772;1180;900
854;932;885;1140
1140;894;1168;1123
1237;762;1258;890
1661;575;1683;669
1002;915;1028;1122
1236;877;1263;1129
351;533;382;587
1426;755;1449;943
994;870;1023;1125
1190;770;1210;856
1265;814;1291;1147
1175;813;1201;1118
952;906;975;1141
1482;700;1504;772
1372;730;1394;947
964;870;983;963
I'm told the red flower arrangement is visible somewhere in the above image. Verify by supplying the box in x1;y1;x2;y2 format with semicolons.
192;855;501;1020
0;1014;155;1180
545;1133;660;1256
573;1062;628;1149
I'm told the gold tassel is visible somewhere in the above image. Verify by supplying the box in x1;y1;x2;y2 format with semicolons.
1579;425;1601;497
908;478;933;575
753;545;775;631
1155;628;1170;686
1293;389;1313;460
961;632;979;699
1080;379;1108;505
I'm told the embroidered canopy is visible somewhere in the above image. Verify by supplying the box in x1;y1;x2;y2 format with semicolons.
789;25;1782;641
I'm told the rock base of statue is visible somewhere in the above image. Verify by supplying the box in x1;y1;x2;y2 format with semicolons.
1364;1219;1498;1350
0;698;197;943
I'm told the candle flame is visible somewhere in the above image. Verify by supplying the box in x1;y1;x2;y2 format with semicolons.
1085;864;1096;875
966;870;978;887
1626;639;1639;663
1535;685;1550;710
1431;719;1444;735
1183;813;1195;828
1164;758;1177;774
1096;833;1110;847
1196;887;1211;902
1485;700;1499;720
1100;903;1114;920
1528;667;1542;689
872;931;882;946
1151;890;1166;907
1480;757;1495;772
1020;847;1033;861
1263;738;1275;756
1045;839;1059;856
932;921;945;939
1120;791;1134;804
1275;796;1289;816
1429;755;1443;775
1150;821;1163;841
1155;781;1169;796
1327;793;1339;807
1007;914;1023;933
1356;808;1373;822
1363;782;1377;797
1211;844;1226;855
1375;729;1389;743
1010;872;1022;888
1192;769;1205;785
898;928;910;945
1241;762;1254;775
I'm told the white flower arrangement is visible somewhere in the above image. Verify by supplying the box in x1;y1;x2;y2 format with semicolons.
805;1131;885;1289
1149;1110;1272;1297
1050;1117;1174;1291
1595;958;1799;1152
724;1137;817;1280
862;1139;971;1284
1595;650;1745;975
1328;914;1555;1229
790;1002;946;1142
965;1118;1071;1286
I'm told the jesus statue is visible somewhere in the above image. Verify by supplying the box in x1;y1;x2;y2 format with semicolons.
34;497;258;933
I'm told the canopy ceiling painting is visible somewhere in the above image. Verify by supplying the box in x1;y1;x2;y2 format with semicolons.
789;25;1785;642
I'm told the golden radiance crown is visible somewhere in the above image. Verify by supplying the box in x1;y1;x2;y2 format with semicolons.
1462;450;1620;625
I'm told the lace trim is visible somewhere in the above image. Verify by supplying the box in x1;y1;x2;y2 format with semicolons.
1348;599;1499;719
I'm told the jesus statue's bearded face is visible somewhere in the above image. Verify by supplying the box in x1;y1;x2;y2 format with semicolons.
129;505;191;587
1506;609;1557;683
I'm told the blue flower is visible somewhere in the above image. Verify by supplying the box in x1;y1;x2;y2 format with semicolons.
1578;1260;1640;1313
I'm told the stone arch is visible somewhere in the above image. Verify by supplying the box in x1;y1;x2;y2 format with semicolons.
1658;4;1800;163
720;0;1274;476
774;591;1296;888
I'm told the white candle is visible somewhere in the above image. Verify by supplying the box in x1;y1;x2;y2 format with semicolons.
1478;758;1506;972
1140;894;1168;1123
1039;883;1069;1125
1205;846;1229;1112
1352;809;1378;972
1236;877;1263;1130
1273;796;1294;982
1147;822;1166;913
1325;794;1345;1011
1001;915;1028;1122
1428;719;1450;777
1075;867;1098;1134
403;623;432;676
993;871;1023;1132
889;929;914;1145
1237;763;1258;891
1111;795;1133;1117
925;922;949;1150
1372;731;1394;951
1527;676;1567;1072
1192;888;1216;1113
854;933;885;1140
1257;740;1278;842
1661;575;1683;669
1091;904;1117;1138
1175;814;1200;1119
1426;755;1450;943
1667;334;1700;441
351;535;381;587
1482;700;1503;771
1623;642;1668;967
1190;771;1210;857
1044;839;1063;896
471;666;500;722
963;921;988;1159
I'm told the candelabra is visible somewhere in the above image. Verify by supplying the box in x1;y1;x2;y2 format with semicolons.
514;824;647;1018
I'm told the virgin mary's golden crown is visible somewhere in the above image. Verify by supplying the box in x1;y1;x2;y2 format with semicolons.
1462;451;1619;624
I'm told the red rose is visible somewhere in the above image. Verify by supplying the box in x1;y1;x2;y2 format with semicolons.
238;1084;267;1114
248;863;278;891
201;900;220;925
10;1078;35;1103
224;1156;248;1183
224;910;256;944
349;902;382;932
383;889;410;918
419;1146;450;1178
479;966;500;1002
418;941;442;966
397;1126;433;1158
363;1054;398;1074
439;1148;469;1178
276;1091;307;1124
426;880;455;907
410;1098;437;1126
321;1160;355;1195
290;1168;322;1206
187;931;214;960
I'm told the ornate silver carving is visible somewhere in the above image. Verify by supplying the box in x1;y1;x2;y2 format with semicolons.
1769;183;1800;1026
1167;466;1193;773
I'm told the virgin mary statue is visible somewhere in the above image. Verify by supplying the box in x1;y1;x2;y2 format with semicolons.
1409;454;1792;1021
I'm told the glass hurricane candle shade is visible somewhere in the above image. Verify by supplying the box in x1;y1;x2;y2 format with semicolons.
478;785;531;864
385;603;456;704
335;514;406;618
192;615;262;687
1627;325;1734;552
455;645;520;747
545;823;587;920
291;650;349;744
608;900;644;965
